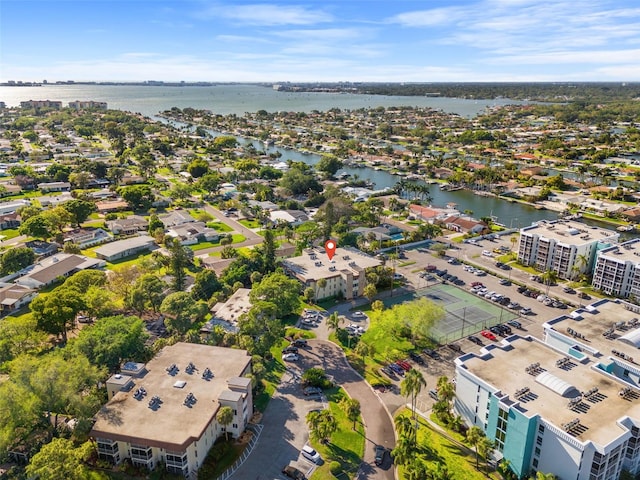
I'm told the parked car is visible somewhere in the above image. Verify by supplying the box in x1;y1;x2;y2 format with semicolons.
282;353;299;362
508;320;522;329
380;366;396;378
578;292;591;300
409;352;425;365
374;445;386;466
471;281;484;287
468;335;483;345
282;346;299;354
517;286;527;293
353;311;365;317
301;445;322;464
282;466;307;480
388;363;405;376
499;278;511;286
447;343;463;353
292;338;308;347
563;287;576;294
303;386;323;396
423;348;440;359
481;330;497;341
396;360;412;371
429;389;439;400
521;307;532;315
508;302;520;310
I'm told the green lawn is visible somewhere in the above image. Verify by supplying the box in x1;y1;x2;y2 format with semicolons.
0;228;21;241
309;388;365;480
396;410;498;480
206;221;233;232
239;219;261;229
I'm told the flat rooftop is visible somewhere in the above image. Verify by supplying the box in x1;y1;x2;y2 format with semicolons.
211;288;252;324
545;299;640;363
522;219;618;246
91;343;250;450
283;246;381;282
462;335;640;446
596;239;640;265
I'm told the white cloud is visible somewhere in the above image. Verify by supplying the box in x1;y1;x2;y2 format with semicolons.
389;7;465;27
200;3;333;26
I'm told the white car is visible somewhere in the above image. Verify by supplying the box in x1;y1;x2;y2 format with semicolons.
353;311;365;317
301;445;322;464
301;318;316;326
482;250;494;257
282;353;299;362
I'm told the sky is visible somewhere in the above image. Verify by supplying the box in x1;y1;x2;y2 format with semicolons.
2;0;640;83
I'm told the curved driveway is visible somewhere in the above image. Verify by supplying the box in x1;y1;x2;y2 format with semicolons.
230;339;396;480
307;340;396;480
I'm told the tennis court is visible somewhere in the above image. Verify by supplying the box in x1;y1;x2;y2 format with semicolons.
417;283;517;344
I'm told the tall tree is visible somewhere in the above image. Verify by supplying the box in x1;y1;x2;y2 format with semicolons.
401;369;427;432
217;406;234;441
306;409;337;444
261;228;277;273
465;426;484;469
339;396;361;430
30;286;86;343
26;438;93;480
70;315;149;372
249;272;301;318
0;247;35;275
160;292;208;335
62;199;96;227
168;238;189;291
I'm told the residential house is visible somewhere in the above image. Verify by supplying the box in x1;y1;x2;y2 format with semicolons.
441;216;487;235
166;222;218;245
37;181;71;192
15;254;105;289
63;228;110;248
0;212;20;230
107;216;149;235
0;283;37;314
159;211;196;228
94;235;156;262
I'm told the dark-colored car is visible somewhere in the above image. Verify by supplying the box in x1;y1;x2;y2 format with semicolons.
447;343;463;353
292;338;308;347
423;348;440;359
468;335;483;345
508;320;522;329
374;445;386;466
409;352;425;365
282;346;299;354
282;466;306;480
388;363;405;376
578;292;591;300
517;286;527;293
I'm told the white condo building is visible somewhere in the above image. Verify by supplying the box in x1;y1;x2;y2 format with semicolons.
455;299;640;479
91;343;253;477
517;220;618;279
592;239;640;299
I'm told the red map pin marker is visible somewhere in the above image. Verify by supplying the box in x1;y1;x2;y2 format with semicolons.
324;239;336;260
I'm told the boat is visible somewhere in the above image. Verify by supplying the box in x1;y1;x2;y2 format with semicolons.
617;225;636;232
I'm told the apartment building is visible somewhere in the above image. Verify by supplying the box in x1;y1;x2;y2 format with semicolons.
282;246;381;300
517;220;618;279
91;343;252;477
68;100;108;109
592;239;640;298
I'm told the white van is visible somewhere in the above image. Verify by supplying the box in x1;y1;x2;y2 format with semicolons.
301;445;321;464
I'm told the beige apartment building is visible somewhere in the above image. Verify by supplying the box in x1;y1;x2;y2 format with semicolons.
91;343;252;477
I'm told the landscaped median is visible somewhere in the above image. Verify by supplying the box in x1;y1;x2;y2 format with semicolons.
306;387;365;480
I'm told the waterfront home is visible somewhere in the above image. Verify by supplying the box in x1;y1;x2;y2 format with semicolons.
441;216;487;235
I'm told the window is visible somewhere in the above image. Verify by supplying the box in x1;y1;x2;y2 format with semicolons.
232;423;238;428
532;458;538;468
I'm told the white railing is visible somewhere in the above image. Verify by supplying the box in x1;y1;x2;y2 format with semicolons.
218;424;263;480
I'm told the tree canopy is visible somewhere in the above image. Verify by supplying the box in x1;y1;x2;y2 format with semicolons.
249;272;301;318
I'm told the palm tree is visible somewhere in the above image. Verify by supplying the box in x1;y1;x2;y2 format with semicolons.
391;437;415;466
429;462;451;480
405;458;429;480
401;369;427;422
465;425;484;469
217;406;234;441
354;340;375;363
339;397;361;430
316;278;327;300
307;409;337;444
326;312;341;332
575;253;589;279
477;436;495;472
510;235;518;252
394;414;416;442
541;269;559;295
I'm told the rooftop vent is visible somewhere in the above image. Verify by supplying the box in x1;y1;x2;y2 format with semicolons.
173;380;187;389
562;418;580;432
202;367;214;380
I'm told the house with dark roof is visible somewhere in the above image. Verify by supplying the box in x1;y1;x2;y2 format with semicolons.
0;212;20;230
